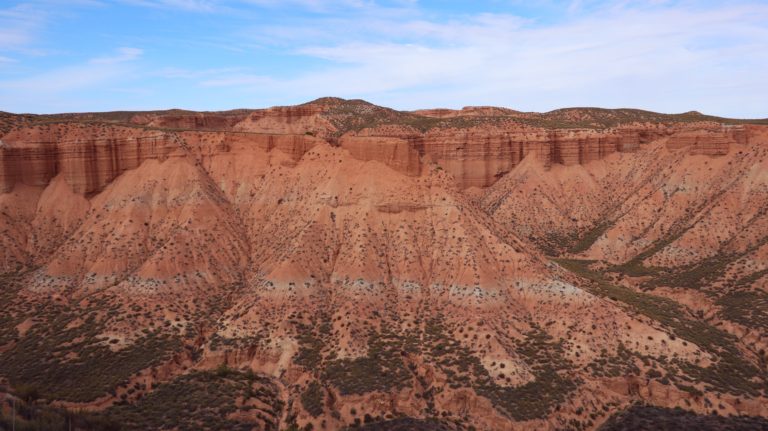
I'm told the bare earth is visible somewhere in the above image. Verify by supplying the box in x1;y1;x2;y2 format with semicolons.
0;98;767;430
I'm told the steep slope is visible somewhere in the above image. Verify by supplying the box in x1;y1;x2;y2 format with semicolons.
482;125;768;324
482;124;768;417
0;99;767;431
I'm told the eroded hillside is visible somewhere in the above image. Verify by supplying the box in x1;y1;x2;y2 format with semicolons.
1;99;767;431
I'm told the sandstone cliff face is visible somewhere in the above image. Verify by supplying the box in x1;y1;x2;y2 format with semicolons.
0;103;755;196
664;126;748;156
0;124;180;194
344;123;738;188
342;126;671;188
339;135;421;176
415;127;646;187
180;130;322;162
0;125;327;196
233;104;336;137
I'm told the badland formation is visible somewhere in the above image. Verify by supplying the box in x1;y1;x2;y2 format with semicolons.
1;97;767;430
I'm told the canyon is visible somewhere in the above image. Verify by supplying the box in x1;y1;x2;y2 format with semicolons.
0;98;767;431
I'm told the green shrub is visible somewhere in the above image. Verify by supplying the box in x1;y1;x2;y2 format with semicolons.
301;381;325;417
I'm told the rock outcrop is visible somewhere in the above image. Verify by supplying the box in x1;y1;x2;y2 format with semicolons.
339;135;421;176
0;124;180;194
1;100;760;194
664;126;748;156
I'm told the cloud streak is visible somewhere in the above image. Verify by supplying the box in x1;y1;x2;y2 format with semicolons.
0;1;766;117
90;47;144;64
0;3;47;53
0;47;144;112
199;1;768;117
118;0;220;12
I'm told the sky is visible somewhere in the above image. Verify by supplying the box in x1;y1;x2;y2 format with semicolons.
0;1;766;117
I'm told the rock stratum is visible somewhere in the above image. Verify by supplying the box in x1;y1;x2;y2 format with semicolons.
0;98;767;431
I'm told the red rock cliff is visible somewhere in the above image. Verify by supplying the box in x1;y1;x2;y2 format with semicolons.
0;103;759;195
0;124;180;194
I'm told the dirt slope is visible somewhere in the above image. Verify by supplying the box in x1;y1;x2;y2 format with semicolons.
0;99;766;431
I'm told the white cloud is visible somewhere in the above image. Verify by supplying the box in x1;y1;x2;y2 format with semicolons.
0;48;142;100
118;0;219;12
200;73;273;87
1;1;766;117
155;66;244;79
0;3;46;53
201;1;768;117
90;47;143;64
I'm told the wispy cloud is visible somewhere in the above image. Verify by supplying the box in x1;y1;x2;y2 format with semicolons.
239;0;405;13
90;47;143;64
118;0;219;12
0;3;46;53
0;47;144;111
121;0;408;13
195;1;768;116
0;1;766;116
155;66;244;79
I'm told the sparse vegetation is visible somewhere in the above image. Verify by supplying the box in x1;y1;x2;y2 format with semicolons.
424;317;579;420
569;221;614;254
301;380;325;417
0;394;121;431
104;370;283;431
324;329;411;396
599;404;768;431
556;259;766;397
716;289;768;330
0;293;182;402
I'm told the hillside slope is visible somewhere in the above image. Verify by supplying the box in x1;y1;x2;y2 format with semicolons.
0;99;767;431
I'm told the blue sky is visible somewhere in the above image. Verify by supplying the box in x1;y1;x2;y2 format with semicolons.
0;0;766;117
